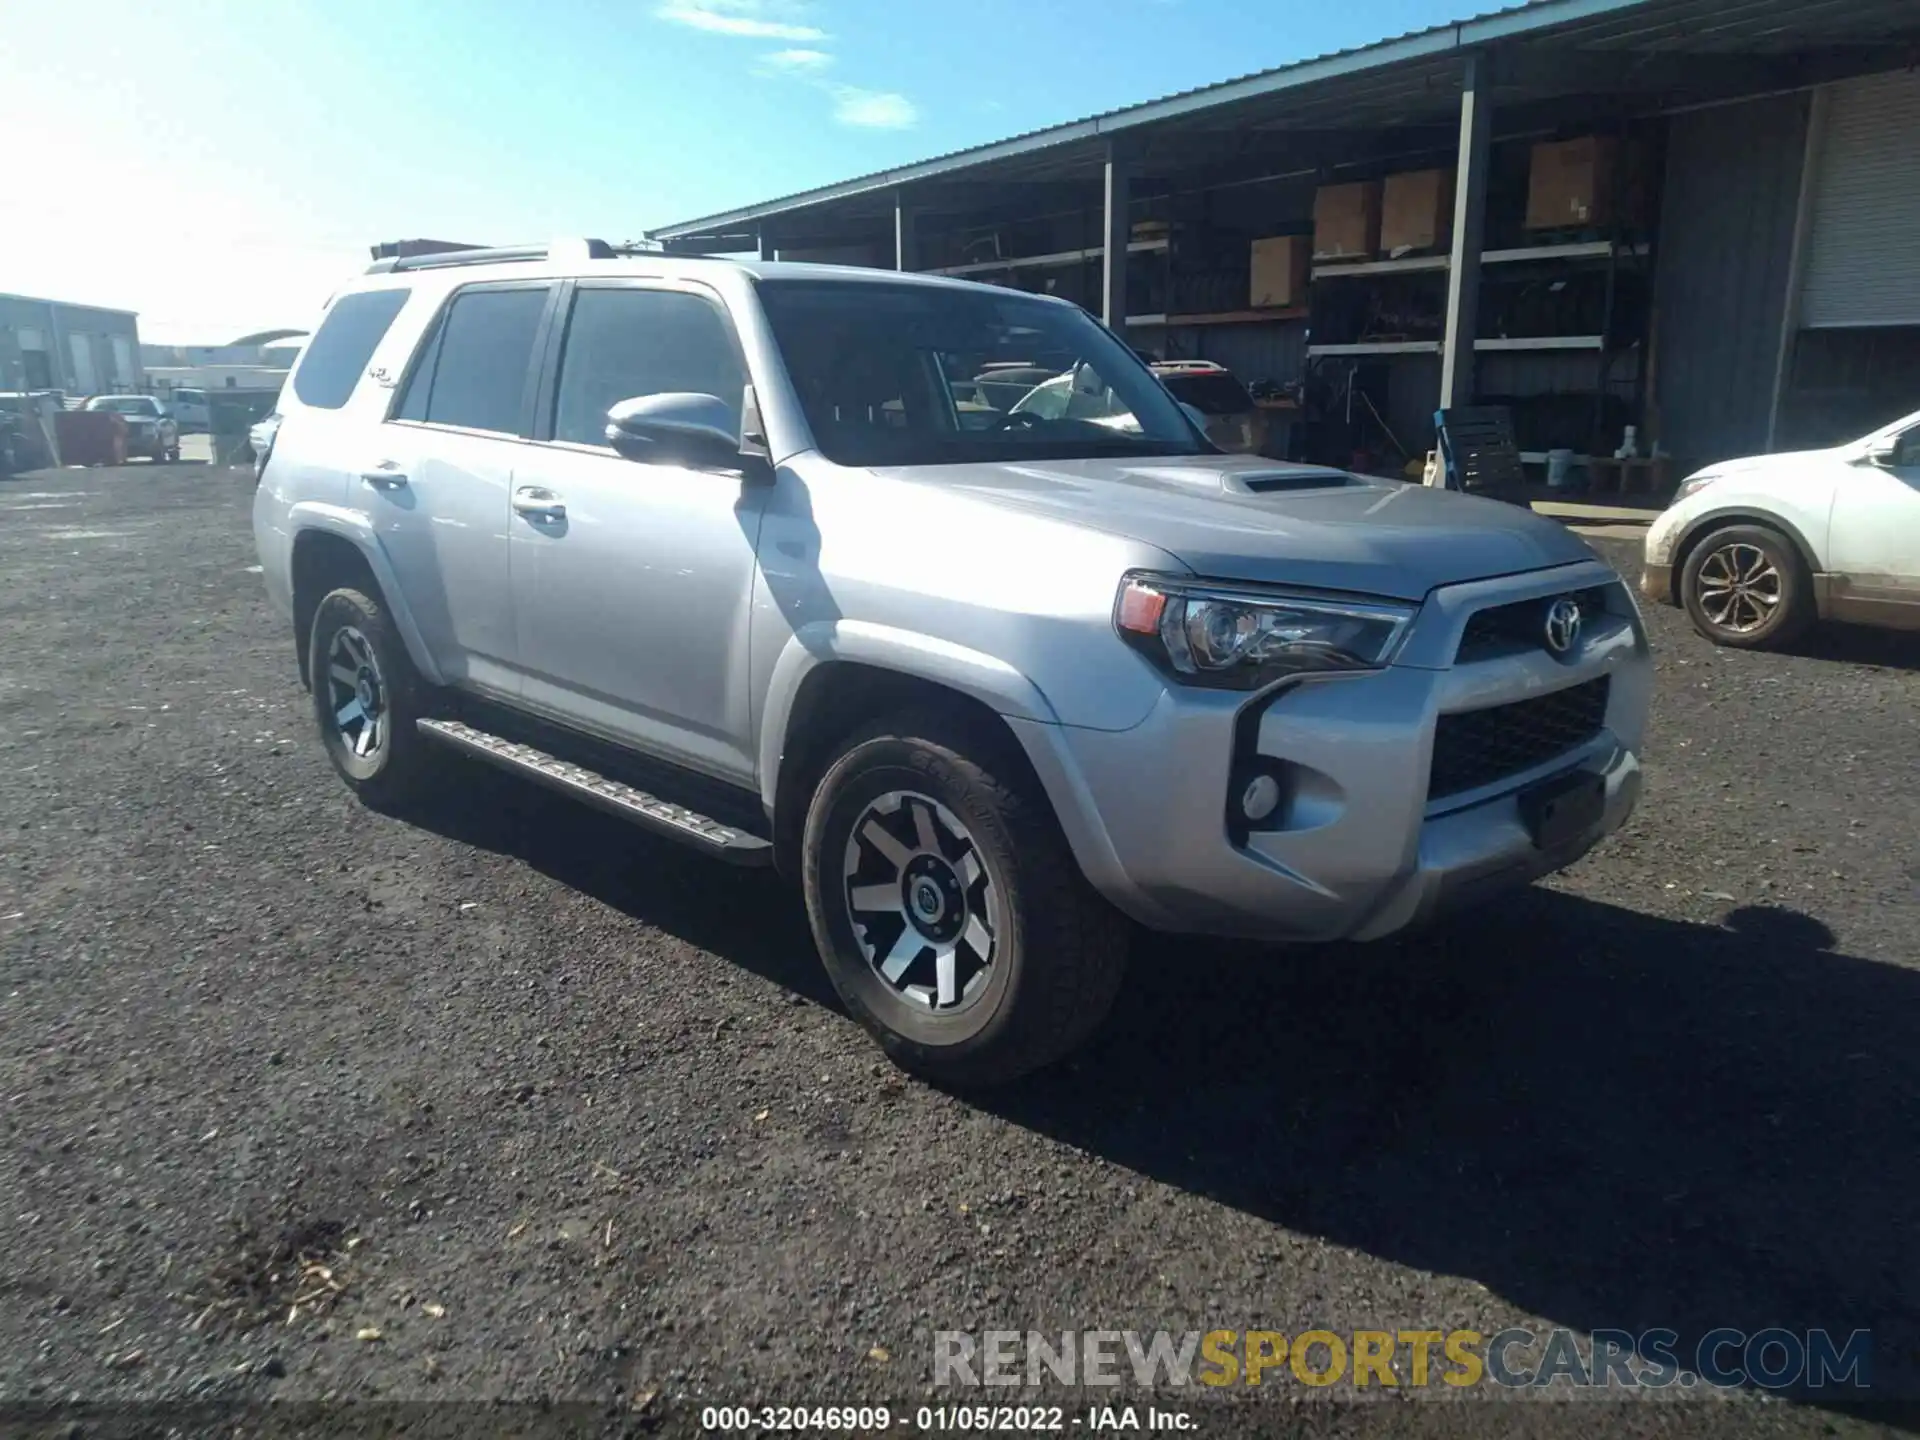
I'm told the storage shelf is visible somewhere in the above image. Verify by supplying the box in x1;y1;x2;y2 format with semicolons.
1482;241;1651;265
1476;334;1607;351
1307;340;1442;356
1159;306;1309;327
1311;254;1450;279
924;238;1168;278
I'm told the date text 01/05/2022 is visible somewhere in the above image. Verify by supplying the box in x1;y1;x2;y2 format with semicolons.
699;1404;1197;1431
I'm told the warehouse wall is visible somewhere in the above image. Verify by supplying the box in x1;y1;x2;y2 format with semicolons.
1652;93;1809;471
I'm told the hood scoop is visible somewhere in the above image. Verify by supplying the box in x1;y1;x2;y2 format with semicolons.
1236;468;1357;494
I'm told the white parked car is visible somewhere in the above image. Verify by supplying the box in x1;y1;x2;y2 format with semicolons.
1642;408;1920;647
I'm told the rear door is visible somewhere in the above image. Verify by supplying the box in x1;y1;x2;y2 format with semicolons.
372;280;556;695
507;279;768;783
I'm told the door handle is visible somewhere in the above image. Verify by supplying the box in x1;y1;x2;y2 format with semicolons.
360;466;408;491
512;487;566;522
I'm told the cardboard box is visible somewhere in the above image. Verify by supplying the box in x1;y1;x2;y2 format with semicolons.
1380;168;1455;255
1313;181;1381;260
1249;235;1309;309
1526;136;1619;230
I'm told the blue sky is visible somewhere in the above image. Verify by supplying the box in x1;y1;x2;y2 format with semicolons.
1;0;1470;342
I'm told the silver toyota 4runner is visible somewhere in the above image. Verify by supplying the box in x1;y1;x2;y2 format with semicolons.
254;240;1650;1085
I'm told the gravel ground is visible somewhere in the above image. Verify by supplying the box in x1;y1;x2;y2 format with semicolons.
2;461;1917;1439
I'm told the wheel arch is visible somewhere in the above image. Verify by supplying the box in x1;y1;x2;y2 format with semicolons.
1669;508;1820;607
288;505;445;690
762;640;1058;880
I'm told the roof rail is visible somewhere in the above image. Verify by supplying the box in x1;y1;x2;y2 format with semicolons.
363;238;651;275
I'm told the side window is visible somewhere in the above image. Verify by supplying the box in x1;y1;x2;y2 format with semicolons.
292;287;410;410
402;286;549;435
551;287;744;449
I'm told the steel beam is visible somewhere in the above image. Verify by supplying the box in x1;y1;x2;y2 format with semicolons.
1439;52;1492;412
1101;147;1132;329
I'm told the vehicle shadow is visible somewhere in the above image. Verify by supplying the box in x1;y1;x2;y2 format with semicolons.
402;769;1917;1401
402;764;840;1007
1776;622;1920;673
991;890;1920;1402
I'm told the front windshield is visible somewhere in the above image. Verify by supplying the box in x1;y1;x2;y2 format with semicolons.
88;397;156;415
755;279;1203;467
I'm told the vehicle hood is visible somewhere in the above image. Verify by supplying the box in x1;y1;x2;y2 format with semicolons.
1687;444;1844;482
867;454;1594;601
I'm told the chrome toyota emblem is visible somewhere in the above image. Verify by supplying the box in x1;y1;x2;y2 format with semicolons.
1544;597;1584;655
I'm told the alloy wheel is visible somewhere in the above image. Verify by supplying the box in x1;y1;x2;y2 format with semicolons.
842;790;1003;1015
1696;542;1781;634
323;625;388;761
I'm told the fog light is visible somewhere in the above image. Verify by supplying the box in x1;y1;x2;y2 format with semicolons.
1240;773;1281;823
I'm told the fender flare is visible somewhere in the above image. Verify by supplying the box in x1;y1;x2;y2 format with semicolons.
287;501;447;687
757;620;1062;811
1670;505;1823;603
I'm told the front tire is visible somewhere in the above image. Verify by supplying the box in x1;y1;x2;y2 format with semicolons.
1680;523;1813;649
801;711;1129;1087
307;587;439;809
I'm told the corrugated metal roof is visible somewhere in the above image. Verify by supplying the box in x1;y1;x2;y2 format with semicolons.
650;0;1919;242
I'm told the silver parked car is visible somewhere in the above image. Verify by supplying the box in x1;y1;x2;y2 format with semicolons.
253;240;1650;1085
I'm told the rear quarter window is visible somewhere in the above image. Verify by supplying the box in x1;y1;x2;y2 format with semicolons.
292;287;411;410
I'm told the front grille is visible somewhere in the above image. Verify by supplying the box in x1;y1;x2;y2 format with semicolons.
1428;676;1610;800
1455;585;1613;663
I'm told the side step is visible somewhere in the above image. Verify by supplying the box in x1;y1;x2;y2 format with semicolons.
416;718;773;866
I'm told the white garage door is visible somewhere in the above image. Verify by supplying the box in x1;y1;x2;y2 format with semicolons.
1800;69;1920;329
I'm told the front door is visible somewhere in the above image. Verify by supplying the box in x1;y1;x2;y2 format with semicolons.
1826;422;1920;622
373;280;553;694
509;280;768;785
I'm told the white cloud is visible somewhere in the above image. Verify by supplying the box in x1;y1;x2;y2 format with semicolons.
653;1;825;41
831;85;917;129
760;47;831;71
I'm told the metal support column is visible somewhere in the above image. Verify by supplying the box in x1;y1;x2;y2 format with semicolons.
1767;84;1831;450
758;229;775;262
1102;147;1132;330
1439;52;1492;411
894;192;915;272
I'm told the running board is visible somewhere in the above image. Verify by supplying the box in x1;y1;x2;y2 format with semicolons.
416;718;773;865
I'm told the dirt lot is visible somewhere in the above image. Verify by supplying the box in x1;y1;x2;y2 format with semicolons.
2;460;1917;1438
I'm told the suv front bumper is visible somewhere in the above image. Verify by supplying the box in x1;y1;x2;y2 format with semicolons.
1011;560;1651;942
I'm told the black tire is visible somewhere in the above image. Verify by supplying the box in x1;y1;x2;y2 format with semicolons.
1680;523;1814;649
306;586;440;809
801;709;1129;1087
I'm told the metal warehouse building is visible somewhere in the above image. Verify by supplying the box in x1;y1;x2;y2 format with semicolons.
0;294;142;397
650;0;1920;485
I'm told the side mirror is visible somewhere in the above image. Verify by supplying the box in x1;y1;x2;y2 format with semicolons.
1865;439;1899;468
606;392;742;469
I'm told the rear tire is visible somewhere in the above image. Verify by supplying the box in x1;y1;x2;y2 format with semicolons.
801;710;1129;1087
1680;523;1814;649
307;587;441;809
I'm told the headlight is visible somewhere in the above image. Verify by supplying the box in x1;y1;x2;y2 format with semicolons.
1115;573;1415;690
1671;471;1720;504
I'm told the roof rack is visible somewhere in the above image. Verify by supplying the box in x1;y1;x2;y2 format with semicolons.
364;238;656;275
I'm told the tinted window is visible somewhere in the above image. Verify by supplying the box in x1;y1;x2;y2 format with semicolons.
552;287;743;448
408;287;548;435
292;287;409;410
